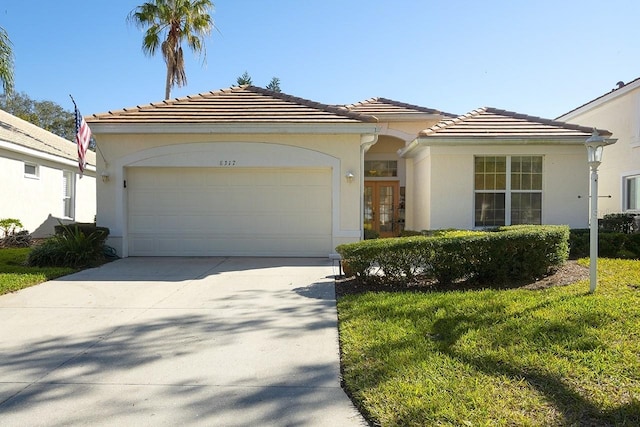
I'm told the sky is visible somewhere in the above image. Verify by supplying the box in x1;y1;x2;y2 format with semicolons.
2;0;640;120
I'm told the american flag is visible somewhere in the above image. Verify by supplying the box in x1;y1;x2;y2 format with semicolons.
72;99;92;176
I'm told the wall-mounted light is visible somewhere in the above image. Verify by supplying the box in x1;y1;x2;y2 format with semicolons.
101;172;110;183
345;171;355;183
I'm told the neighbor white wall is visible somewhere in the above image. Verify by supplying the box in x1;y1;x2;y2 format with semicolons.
560;85;640;216
0;147;96;237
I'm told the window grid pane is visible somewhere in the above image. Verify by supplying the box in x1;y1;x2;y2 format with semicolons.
475;193;506;227
511;192;542;225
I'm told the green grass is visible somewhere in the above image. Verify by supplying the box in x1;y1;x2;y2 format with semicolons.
0;248;76;295
338;258;640;426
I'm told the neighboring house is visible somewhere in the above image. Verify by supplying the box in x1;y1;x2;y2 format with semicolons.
0;109;96;238
87;86;608;257
558;78;640;217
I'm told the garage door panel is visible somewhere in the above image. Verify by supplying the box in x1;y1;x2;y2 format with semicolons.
127;167;332;256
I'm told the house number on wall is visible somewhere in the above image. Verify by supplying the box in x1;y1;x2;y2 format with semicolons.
219;160;237;166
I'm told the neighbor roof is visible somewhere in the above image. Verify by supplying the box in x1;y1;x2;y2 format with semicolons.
0;109;96;165
87;85;378;125
419;107;612;139
345;97;443;116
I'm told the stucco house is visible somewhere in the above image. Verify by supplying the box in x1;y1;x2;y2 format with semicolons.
557;78;640;216
0;109;96;238
87;85;609;257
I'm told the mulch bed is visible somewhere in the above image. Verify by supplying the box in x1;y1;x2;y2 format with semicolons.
335;260;589;298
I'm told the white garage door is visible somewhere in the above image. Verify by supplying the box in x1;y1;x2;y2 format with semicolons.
127;167;333;256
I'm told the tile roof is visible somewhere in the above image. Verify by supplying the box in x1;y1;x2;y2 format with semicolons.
419;107;612;139
87;85;378;125
345;97;442;116
0;109;96;165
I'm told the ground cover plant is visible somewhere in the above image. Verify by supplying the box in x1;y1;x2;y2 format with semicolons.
0;248;75;295
338;258;640;426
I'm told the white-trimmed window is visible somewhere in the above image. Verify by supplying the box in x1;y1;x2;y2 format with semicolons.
474;156;543;227
625;174;640;211
24;162;39;178
62;170;75;219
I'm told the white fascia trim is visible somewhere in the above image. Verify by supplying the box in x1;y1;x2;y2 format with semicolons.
558;80;640;121
399;137;588;157
0;139;96;172
88;122;381;135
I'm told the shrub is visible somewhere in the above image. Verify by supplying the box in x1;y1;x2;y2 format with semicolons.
601;213;639;234
28;224;110;268
569;229;640;259
336;225;569;286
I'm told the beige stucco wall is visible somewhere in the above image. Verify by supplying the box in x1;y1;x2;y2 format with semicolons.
94;132;366;256
561;86;640;216
405;144;589;230
0;147;96;237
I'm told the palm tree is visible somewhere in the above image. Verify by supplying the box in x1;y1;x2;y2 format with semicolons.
128;0;214;100
0;26;14;95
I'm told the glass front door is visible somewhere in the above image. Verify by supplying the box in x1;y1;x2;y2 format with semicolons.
364;181;400;237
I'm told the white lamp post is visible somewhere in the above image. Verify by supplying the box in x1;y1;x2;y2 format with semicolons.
585;129;615;293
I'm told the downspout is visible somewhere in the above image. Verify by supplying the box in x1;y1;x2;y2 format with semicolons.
360;133;379;240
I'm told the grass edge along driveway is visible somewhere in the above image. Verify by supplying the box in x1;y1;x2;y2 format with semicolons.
338;258;640;426
0;248;76;295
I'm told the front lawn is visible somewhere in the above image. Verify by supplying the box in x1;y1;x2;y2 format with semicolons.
0;248;76;295
338;258;640;426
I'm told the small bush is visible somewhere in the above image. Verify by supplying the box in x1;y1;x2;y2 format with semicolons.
28;224;109;268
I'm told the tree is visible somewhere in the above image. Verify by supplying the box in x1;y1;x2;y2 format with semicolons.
0;92;75;141
236;71;252;86
128;0;215;100
0;26;14;95
266;77;281;92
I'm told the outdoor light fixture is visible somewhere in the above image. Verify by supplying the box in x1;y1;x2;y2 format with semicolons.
345;171;355;183
585;129;616;293
101;171;110;183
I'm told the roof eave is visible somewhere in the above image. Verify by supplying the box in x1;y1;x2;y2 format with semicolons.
557;78;640;120
399;136;593;157
87;121;381;135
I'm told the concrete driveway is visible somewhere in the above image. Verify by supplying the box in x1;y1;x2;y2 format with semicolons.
0;257;366;426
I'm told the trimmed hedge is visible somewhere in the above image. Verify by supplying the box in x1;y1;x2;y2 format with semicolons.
569;229;640;259
336;225;569;285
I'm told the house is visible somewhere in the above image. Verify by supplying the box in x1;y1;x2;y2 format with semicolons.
557;78;640;216
87;86;609;257
0;109;96;237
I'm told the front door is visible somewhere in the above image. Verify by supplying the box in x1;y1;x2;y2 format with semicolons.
364;181;400;238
